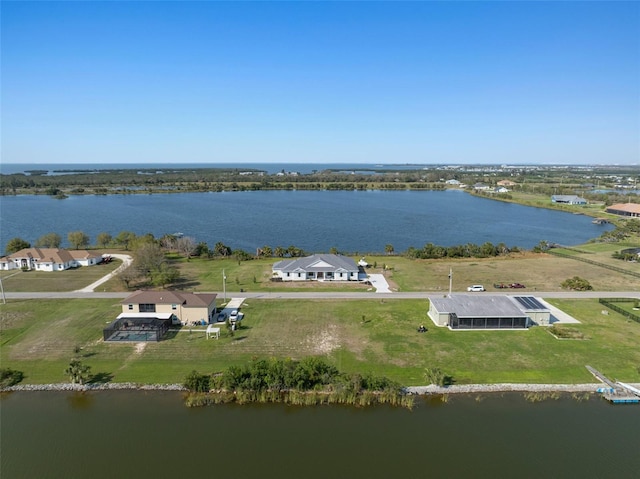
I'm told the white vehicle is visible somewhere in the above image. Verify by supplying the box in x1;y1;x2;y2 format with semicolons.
467;285;485;292
229;310;239;322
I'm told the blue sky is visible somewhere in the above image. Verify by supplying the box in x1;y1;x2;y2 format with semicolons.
2;1;638;165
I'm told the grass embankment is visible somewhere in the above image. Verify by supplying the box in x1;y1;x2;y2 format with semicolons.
2;297;639;386
471;190;615;220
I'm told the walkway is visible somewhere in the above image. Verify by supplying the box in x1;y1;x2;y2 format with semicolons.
75;254;133;293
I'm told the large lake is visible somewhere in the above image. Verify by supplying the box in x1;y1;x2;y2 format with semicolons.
0;190;610;253
1;391;639;479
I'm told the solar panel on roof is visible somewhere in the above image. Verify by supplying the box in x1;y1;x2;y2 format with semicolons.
513;296;547;310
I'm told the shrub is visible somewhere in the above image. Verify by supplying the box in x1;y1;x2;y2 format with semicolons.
184;370;211;393
560;276;593;291
0;368;25;388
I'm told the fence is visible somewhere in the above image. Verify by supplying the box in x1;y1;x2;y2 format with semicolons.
548;250;640;279
598;298;640;324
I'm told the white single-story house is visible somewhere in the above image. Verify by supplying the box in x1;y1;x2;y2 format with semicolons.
0;248;103;271
428;295;551;330
121;290;218;325
273;254;360;281
473;183;491;191
445;179;461;185
551;195;587;205
493;186;510;193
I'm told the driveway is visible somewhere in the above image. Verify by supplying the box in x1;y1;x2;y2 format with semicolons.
75;254;133;292
368;274;392;293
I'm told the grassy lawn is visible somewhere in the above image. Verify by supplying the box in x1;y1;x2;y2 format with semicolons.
2;297;639;386
381;252;640;292
0;257;123;292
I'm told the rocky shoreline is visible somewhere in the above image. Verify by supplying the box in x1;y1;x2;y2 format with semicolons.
4;382;639;394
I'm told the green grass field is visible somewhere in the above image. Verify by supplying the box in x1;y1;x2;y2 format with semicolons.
2;297;639;386
0;257;123;292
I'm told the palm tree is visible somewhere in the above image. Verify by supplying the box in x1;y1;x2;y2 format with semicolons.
65;359;91;385
385;244;394;255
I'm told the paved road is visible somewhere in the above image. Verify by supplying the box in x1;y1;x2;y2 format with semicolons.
3;290;640;300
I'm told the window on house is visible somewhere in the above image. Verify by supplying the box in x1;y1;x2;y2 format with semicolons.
128;304;133;310
172;304;177;310
139;303;156;313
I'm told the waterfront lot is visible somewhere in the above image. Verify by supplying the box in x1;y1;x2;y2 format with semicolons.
2;297;639;386
0;257;122;292
1;242;637;294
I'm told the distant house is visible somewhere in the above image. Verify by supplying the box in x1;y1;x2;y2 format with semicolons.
273;254;360;281
551;195;587;205
605;203;640;218
428;295;551;330
473;183;491;191
0;248;103;271
497;180;517;187
493;186;510;193
121;290;218;325
445;179;461;185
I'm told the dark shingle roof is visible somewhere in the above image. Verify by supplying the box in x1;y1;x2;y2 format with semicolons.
122;290;217;307
273;254;358;273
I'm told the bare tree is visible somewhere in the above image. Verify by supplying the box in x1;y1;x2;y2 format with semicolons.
134;243;166;276
176;236;197;259
118;265;140;289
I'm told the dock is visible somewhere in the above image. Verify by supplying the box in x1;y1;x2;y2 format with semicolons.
586;365;640;404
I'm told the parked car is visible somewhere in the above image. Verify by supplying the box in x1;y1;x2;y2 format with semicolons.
229;310;239;322
467;285;485;292
216;312;227;322
509;283;526;289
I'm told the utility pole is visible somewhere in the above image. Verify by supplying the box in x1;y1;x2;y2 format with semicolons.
223;269;227;303
0;277;5;304
448;267;452;298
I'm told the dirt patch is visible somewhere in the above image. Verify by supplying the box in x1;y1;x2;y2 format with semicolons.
135;342;147;354
303;324;340;355
0;310;33;329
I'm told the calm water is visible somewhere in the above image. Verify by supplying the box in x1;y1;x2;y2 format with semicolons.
1;391;639;479
0;190;610;253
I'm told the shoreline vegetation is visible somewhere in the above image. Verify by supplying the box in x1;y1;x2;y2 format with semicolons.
5;381;639;406
0;164;637;222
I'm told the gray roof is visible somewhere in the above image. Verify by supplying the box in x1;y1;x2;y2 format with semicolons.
273;254;358;273
430;295;530;318
551;195;586;202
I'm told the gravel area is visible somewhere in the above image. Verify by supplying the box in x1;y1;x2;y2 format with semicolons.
4;382;640;394
405;383;640;395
